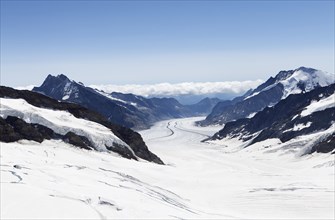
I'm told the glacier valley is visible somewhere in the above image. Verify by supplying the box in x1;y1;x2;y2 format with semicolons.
1;117;334;219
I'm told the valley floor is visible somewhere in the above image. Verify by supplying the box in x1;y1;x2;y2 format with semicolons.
1;117;334;219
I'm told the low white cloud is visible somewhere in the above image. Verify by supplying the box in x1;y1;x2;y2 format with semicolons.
90;80;263;97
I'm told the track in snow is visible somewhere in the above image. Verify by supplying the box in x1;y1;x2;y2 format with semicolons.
172;121;211;138
147;121;175;141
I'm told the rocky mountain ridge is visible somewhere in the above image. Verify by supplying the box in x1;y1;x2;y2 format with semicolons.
199;67;334;126
0;86;163;164
33;74;220;129
207;83;335;154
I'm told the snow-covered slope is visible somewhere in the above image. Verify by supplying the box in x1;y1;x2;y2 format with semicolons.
208;83;335;154
0;86;163;164
200;67;335;126
0;98;131;153
1;117;334;219
245;67;334;100
301;93;335;117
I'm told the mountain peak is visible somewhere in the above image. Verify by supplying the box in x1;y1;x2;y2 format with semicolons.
275;70;294;81
33;74;75;101
200;67;334;126
295;66;317;74
264;67;334;100
44;74;71;84
56;74;71;82
275;67;318;82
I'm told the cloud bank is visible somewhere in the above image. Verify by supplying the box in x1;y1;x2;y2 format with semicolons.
90;80;263;97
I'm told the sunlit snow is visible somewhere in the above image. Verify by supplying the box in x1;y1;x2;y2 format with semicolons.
1;117;334;219
301;93;335;117
0;98;132;153
244;68;334;100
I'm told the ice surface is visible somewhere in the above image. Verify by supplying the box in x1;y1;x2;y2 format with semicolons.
1;117;334;219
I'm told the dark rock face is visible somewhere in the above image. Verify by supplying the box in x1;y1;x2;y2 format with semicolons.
199;67;329;126
0;86;163;164
0;116;95;150
34;75;147;129
0;117;22;142
63;132;93;150
185;97;221;115
150;97;191;118
0;116;56;143
32;74;72;100
209;84;335;154
200;84;284;126
310;134;335;154
33;74;221;129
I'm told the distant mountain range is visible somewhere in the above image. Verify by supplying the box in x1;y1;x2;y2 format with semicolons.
0;86;163;164
33;74;221;129
89;80;262;105
2;66;333;163
198;67;334;126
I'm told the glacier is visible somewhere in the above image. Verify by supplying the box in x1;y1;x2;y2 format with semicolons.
1;117;334;219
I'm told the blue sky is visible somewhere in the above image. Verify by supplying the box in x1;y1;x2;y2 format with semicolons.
1;1;334;87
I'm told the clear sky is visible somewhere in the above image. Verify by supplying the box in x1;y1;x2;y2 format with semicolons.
1;0;334;87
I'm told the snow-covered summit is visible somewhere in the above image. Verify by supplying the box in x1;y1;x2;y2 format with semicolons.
246;67;334;100
280;67;334;98
199;67;334;126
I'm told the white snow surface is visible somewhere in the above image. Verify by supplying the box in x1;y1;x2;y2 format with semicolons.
61;95;70;100
280;69;333;98
245;69;334;100
1;117;334;219
61;81;79;99
94;89;135;106
246;112;257;118
0;98;132;153
284;122;312;133
292;122;312;131
301;93;335;117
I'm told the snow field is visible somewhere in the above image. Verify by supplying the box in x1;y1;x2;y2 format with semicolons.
1;117;334;219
